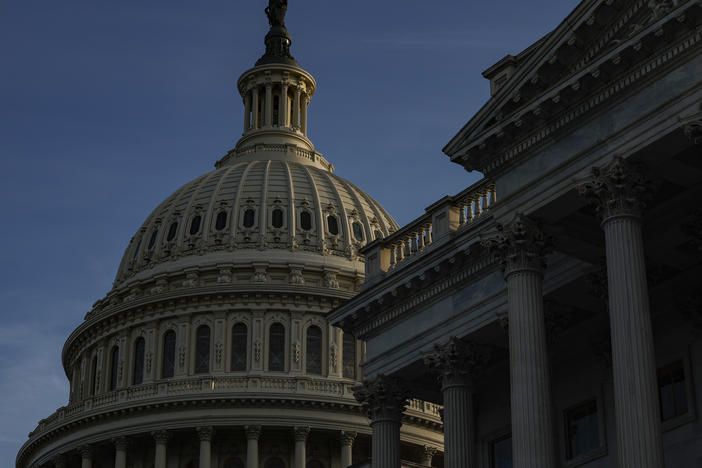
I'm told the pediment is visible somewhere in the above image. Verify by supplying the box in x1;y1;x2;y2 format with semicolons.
445;0;702;173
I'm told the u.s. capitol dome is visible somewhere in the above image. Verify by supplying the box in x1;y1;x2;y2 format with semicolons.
16;4;444;468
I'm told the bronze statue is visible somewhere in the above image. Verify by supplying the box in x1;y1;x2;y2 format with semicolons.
265;0;287;28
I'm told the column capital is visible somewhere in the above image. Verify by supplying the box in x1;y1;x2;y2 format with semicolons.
578;157;651;222
197;426;215;442
293;425;311;442
77;445;93;460
481;213;551;276
152;430;170;444
339;430;357;446
683;120;702;145
245;425;262;441
112;436;129;451
52;454;67;468
353;374;410;424
423;337;490;388
421;445;437;464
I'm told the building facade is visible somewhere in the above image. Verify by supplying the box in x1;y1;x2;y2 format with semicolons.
331;1;702;467
15;6;445;468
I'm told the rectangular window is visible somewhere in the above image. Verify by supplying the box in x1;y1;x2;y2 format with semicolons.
489;434;512;468
658;360;688;421
565;399;601;460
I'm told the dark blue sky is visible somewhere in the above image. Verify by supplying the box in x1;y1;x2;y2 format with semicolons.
0;1;579;464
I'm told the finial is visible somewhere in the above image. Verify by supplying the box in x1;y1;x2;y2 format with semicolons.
256;0;299;66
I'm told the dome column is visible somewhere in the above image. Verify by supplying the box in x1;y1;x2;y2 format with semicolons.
339;431;357;468
78;445;93;468
293;426;310;468
252;87;260;130
421;447;437;467
244;92;252;133
293;86;301;130
579;158;663;468
265;83;273;127
354;375;409;468
197;426;214;468
152;430;170;468
113;437;128;468
245;426;261;468
280;82;289;127
301;95;309;136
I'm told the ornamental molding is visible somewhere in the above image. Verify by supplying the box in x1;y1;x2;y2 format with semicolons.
353;374;410;423
481;213;552;276
423;337;491;388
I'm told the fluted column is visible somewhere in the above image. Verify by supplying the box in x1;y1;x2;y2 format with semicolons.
152;430;170;468
354;375;409;468
301;95;309;135
245;426;261;468
265;84;273;127
243;91;252;133
113;437;128;468
424;337;488;468
482;214;556;468
252;87;260;130
280;83;289;127
78;445;93;468
580;158;663;468
197;426;214;468
293;87;301;129
339;431;357;468
293;426;310;468
421;446;437;467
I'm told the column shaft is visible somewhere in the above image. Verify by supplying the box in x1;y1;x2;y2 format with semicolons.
199;439;211;468
293;88;301;129
115;449;126;468
301;96;308;135
371;420;401;468
265;85;273;127
245;426;261;468
280;84;289;127
603;215;664;467
252;88;260;130
507;270;556;468
443;384;474;468
340;445;352;468
243;91;251;132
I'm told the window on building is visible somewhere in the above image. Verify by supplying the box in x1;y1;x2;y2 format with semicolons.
352;222;364;242
162;330;176;378
264;458;285;468
658;360;689;421
327;215;339;235
269;323;285;371
190;215;201;235
147;229;159;250
223;458;244;468
300;211;312;231
489;434;512;468
166;221;178;242
272;209;284;228
342;333;356;379
109;346;120;391
195;325;211;374
306;326;322;375
215;211;228;231
89;355;98;396
243;209;256;228
132;238;142;260
133;337;145;385
231;323;248;371
565;400;601;459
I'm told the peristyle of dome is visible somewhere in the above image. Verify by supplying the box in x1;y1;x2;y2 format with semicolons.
17;5;444;468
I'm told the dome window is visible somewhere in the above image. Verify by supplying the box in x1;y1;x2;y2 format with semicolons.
162;330;176;379
327;215;339;236
300;211;312;231
132;238;142;260
374;229;384;240
342;333;356;379
109;346;119;391
89;355;98;396
243;209;256;228
195;325;211;374
133;337;145;385
147;228;159;250
352;222;364;242
268;323;285;371
306;325;322;376
215;211;228;231
166;222;178;242
189;216;201;235
272;208;284;229
231;323;248;371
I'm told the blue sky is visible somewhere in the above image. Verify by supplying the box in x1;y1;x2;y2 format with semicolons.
0;1;579;465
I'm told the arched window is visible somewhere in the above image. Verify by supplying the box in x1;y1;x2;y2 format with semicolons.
327;215;339;235
243;209;256;228
352;222;364;242
306;326;322;375
231;323;248;371
190;215;202;235
195;325;211;374
265;457;285;468
147;228;159;250
133;337;145;385
166;222;178;241
215;211;228;231
89;355;98;396
268;323;285;371
272;209;284;228
342;333;356;379
162;330;176;378
300;211;312;231
109;346;119;391
223;458;244;468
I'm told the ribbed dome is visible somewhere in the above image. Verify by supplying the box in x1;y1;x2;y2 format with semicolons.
114;159;398;287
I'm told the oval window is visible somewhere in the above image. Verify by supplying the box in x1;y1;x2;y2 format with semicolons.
166;221;178;241
352;222;364;242
215;211;227;231
327;215;339;236
189;215;201;235
147;228;159;250
272;209;284;228
300;211;312;231
243;209;255;228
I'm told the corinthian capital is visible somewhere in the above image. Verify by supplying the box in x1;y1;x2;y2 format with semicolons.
578;157;651;222
196;426;214;442
77;445;93;460
152;430;170;444
293;425;311;442
423;337;490;388
353;374;410;423
245;425;262;441
339;430;357;446
683;120;702;145
481;213;551;276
